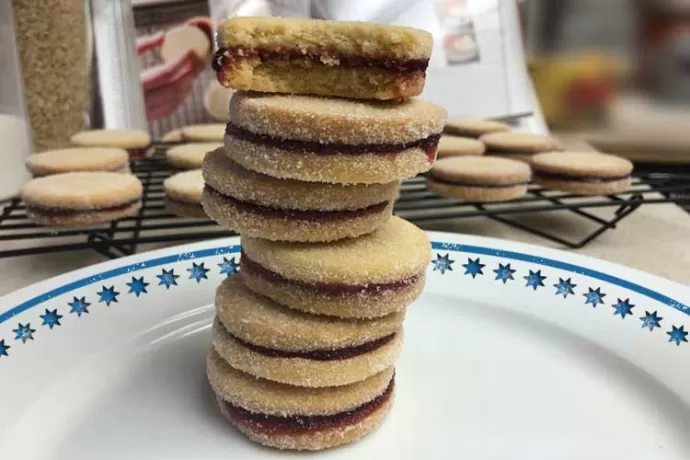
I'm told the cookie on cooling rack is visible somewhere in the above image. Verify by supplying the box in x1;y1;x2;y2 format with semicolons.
444;118;511;138
20;172;142;228
427;156;531;203
70;129;151;150
530;152;633;195
26;148;129;177
164;169;206;218
479;131;563;162
213;16;433;100
180;124;226;142
166;143;222;169
436;135;485;158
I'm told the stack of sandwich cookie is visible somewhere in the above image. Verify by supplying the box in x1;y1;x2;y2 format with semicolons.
203;16;444;451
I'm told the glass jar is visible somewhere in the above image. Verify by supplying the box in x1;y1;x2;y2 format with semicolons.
0;2;32;199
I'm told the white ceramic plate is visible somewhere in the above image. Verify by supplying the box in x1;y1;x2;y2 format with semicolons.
0;233;688;459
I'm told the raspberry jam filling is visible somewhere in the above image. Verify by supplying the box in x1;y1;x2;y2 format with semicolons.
212;46;429;73
205;186;389;221
230;331;396;361
223;377;394;435
225;123;441;157
240;251;420;294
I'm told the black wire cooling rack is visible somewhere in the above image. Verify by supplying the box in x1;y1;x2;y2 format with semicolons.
1;152;689;259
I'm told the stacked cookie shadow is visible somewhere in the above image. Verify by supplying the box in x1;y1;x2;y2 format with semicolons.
201;17;446;451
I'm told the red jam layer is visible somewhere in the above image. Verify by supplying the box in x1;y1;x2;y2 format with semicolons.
206;186;389;221
533;170;631;183
224;377;394;435
212;46;429;73
230;331;396;361
240;251;420;295
226;123;441;158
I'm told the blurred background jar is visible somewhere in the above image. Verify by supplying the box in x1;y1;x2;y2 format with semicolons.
0;2;32;199
11;0;91;152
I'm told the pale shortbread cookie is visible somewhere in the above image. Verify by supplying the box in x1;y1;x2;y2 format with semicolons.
226;92;446;184
530;151;633;195
70;129;151;149
445;118;511;138
480;131;563;154
26;148;129;176
212;318;402;388
428;156;531;202
216;276;404;352
240;216;429;318
160;25;211;62
166;142;221;169
21;172;142;227
164;169;206;218
437;135;485;158
207;349;394;417
218;389;393;451
180;124;226;142
204;80;233;121
215;17;432;100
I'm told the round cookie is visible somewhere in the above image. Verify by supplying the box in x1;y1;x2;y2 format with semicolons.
530;152;633;195
204;80;233;121
202;148;398;242
226;92;447;184
437;135;485;158
181;124;226;142
427;156;531;202
161;129;184;143
240;216;430;318
480;131;563;156
216;275;404;353
444;118;511;138
212;318;402;388
70;129;151;150
164;169;206;218
209;351;394;450
160;25;211;63
26;148;129;176
166;142;221;169
20;172;142;227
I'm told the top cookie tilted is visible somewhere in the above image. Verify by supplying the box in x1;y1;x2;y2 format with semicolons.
213;17;433;100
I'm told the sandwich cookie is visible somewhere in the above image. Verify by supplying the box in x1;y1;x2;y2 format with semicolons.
480;131;563;161
427;156;531;202
166;142;221;169
213;275;403;387
202;149;398;242
530;152;633;195
436;135;485;158
226;92;446;184
213;17;433;100
444;118;511;138
240;216;430;318
208;350;394;450
180;123;226;142
70;129;151;150
164;169;206;218
26;147;129;176
21;172;142;227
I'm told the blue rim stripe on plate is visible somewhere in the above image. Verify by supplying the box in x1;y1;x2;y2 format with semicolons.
0;242;687;325
433;242;690;315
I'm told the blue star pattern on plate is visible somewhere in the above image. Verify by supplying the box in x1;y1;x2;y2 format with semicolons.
493;263;516;283
188;262;210;283
127;276;149;297
523;270;546;290
13;323;36;343
40;309;63;329
640;311;662;331
218;257;240;276
157;268;179;289
97;286;120;306
0;340;9;358
553;278;577;298
584;287;606;307
612;298;635;319
462;258;485;278
667;325;688;346
431;253;454;274
68;296;90;317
